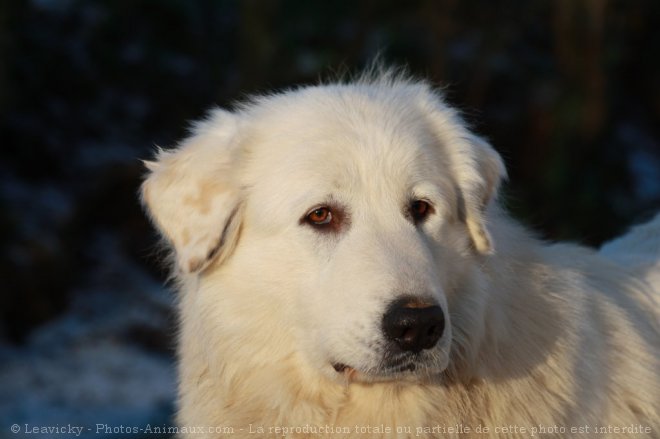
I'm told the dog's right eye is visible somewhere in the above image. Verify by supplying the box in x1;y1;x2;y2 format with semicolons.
306;207;332;225
301;204;347;233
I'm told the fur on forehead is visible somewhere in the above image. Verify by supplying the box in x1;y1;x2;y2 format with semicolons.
237;80;433;173
231;71;502;246
237;75;439;148
232;72;483;176
232;75;488;223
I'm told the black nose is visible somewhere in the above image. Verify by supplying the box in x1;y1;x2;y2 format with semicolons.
382;298;445;353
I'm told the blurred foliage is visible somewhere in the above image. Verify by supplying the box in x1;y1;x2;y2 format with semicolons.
1;0;659;342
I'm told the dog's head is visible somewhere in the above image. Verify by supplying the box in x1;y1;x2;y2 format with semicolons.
141;75;506;384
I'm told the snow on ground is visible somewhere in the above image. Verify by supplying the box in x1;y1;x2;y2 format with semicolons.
0;235;177;439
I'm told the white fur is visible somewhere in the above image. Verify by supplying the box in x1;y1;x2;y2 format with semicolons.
141;74;660;438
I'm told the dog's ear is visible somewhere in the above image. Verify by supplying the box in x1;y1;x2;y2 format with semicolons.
452;134;506;254
422;93;507;254
140;109;243;274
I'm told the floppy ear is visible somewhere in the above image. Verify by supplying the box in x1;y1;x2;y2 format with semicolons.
422;93;507;254
452;134;506;254
140;109;244;274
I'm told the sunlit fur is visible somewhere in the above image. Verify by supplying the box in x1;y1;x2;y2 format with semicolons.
141;72;659;438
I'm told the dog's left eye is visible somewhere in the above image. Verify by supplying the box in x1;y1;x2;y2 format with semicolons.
410;200;432;223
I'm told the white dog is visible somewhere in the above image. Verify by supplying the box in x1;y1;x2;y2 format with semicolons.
141;72;659;438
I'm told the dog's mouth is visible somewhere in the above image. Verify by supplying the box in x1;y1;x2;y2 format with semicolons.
331;360;421;382
332;363;358;380
332;363;352;373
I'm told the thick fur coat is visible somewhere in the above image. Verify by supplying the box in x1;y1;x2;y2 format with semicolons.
141;74;660;438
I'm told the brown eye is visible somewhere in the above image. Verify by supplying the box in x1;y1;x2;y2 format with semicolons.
410;200;432;223
307;207;332;225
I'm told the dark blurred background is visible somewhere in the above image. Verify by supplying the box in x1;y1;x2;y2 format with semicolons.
1;0;659;436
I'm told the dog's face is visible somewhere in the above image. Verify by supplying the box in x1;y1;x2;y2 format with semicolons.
142;78;505;384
